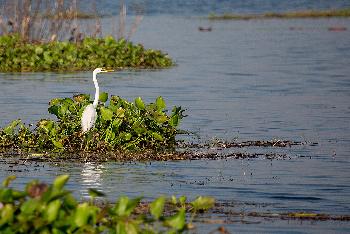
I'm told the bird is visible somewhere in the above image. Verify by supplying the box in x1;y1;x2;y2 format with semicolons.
81;68;114;133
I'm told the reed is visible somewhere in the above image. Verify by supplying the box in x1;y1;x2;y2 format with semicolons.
0;0;145;42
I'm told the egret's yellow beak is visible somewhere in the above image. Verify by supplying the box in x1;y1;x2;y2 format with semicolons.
101;68;114;72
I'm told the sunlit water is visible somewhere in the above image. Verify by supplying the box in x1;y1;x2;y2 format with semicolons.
1;16;350;232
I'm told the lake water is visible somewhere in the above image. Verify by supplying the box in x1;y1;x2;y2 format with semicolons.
1;13;350;233
95;0;350;16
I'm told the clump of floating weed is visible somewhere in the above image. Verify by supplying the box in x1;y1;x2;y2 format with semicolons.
0;94;185;154
0;34;173;72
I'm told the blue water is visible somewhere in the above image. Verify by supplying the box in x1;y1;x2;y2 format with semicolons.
1;2;350;233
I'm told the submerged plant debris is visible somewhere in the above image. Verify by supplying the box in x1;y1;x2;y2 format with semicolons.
0;138;314;162
177;139;311;149
207;202;350;224
0;34;173;72
0;94;185;155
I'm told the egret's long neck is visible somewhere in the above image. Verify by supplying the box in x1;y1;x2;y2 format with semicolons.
92;72;99;108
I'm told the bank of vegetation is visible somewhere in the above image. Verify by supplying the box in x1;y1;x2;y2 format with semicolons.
208;8;350;20
0;0;172;72
0;35;172;72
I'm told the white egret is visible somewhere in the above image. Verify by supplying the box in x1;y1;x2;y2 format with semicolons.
81;68;114;133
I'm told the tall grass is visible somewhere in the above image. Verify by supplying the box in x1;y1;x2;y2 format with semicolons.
0;0;144;42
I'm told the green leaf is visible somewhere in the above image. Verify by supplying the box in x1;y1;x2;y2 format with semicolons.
116;107;125;118
116;220;139;234
165;208;186;230
115;196;129;216
190;196;215;211
150;196;165;220
35;47;43;55
58;104;68;117
169;115;179;127
63;194;78;209
53;175;69;191
119;132;132;141
170;106;185;127
2;175;16;187
48;105;59;117
112;119;122;129
156;96;166;110
38;119;55;133
110;95;120;105
100;107;113;121
49;98;61;106
0;188;13;203
99;92;108;103
152;132;164;141
46;200;61;223
88;188;105;198
116;222;127;234
179;196;187;206
115;196;141;217
155;114;168;124
104;35;115;46
171;195;177;205
11;190;26;200
133;125;146;135
0;204;14;226
43;51;52;64
3;119;22;135
135;97;145;110
20;199;40;215
63;98;74;106
125;221;139;234
74;203;90;227
52;140;63;149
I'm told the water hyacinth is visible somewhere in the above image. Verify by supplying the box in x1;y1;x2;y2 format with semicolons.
0;175;214;233
0;34;173;72
0;94;185;153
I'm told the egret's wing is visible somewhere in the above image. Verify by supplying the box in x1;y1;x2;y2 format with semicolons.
81;104;97;132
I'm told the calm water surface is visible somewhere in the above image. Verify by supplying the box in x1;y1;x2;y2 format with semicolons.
1;16;350;232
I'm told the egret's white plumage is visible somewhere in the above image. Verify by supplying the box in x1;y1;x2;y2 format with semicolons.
81;104;97;132
81;68;113;133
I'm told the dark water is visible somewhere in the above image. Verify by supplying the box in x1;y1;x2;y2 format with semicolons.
1;11;350;234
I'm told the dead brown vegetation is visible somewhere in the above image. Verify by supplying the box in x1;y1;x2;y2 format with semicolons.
0;0;144;42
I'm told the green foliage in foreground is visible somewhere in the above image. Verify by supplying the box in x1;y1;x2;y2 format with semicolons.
0;34;173;72
0;175;215;233
0;94;185;153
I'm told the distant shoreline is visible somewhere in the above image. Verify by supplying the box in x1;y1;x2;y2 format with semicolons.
208;8;350;20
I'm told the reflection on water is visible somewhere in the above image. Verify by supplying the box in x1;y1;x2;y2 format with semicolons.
0;15;350;232
81;163;105;190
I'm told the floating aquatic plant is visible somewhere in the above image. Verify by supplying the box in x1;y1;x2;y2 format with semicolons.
208;8;350;20
0;175;214;233
0;94;185;153
0;34;173;72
